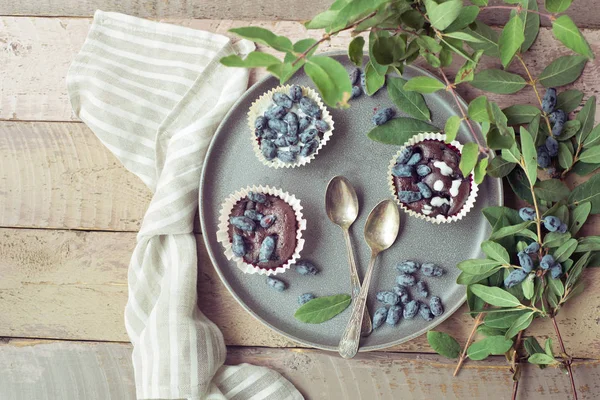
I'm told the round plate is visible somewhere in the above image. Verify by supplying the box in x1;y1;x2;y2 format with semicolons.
200;53;503;352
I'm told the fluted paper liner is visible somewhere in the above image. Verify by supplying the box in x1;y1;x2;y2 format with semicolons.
387;132;479;224
247;85;334;169
217;185;306;276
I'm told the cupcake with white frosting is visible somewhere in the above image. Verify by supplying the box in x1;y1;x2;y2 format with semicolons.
388;133;479;224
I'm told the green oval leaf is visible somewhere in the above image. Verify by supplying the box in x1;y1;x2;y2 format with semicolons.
467;336;514;361
579;145;600;164
457;258;502;275
459;142;479;176
474;156;489;184
528;353;558;365
520;126;537;185
515;0;540;53
556;89;584;113
553;238;578;263
507;168;534;204
403;76;446;94
445;5;480;32
470;284;522;307
387;77;431;121
364;61;386;96
552;15;594;60
305;56;352;108
444;31;484;43
481;241;510;264
471;69;527;94
502;105;541;125
502;144;521;164
534;179;570;202
576;96;597;147
444;115;461;142
558;120;582;141
484;310;527;328
505;311;534;339
220;51;281;68
522;274;535;300
499;15;525;68
425;0;463;31
468;96;492;122
569;202;591;235
427;331;461;359
229;27;293;52
538;55;588;88
490;221;536;241
583;123;600;148
543;231;572;248
487;156;516;178
367;118;440;145
545;0;573;13
568;166;600;213
294;294;351;324
348;36;365;67
465;21;500;58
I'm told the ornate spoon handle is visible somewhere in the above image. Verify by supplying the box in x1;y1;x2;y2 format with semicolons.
338;252;378;359
343;228;372;336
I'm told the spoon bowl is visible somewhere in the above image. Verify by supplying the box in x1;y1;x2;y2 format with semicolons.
364;199;401;253
325;176;359;229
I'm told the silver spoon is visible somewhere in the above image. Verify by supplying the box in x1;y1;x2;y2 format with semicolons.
325;176;372;336
338;199;400;359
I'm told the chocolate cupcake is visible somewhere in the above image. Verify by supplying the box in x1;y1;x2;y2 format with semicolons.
217;186;306;275
388;133;479;224
247;85;334;169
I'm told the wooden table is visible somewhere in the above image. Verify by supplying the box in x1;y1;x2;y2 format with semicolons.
1;2;600;399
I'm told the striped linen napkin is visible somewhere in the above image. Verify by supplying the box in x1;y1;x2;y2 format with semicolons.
67;11;303;400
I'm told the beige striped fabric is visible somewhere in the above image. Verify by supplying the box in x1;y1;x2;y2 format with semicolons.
67;11;303;400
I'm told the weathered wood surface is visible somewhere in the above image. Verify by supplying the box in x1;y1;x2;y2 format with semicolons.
2;18;600;123
1;339;599;400
0;0;598;28
1;227;598;357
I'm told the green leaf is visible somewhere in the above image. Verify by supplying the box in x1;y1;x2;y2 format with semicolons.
558;142;574;169
294;294;351;323
367;118;440;145
548;277;565;298
305;56;352;108
570;202;591;235
220;51;281;68
474;157;489;184
522;275;535;300
505;311;534;339
458;270;499;285
534;179;570;202
507;168;534;204
471;69;527;94
514;0;540;52
459;142;479;176
552;15;594;60
348;36;365;67
545;0;573;13
499;15;525;68
373;35;406;66
524;337;546;357
538;55;588;87
529;114;542;146
484;310;527;328
568;173;600;213
455;50;484;84
467;336;514;361
229;27;293;52
584;124;600;148
487;126;515;150
465;21;500;58
404;76;446;94
566;251;590;289
487;156;516;178
483;206;521;228
579;145;600;164
545;338;554;357
575;237;600;252
557;120;581;141
520;127;537;185
328;0;389;31
444;115;461;143
387;77;431;122
502;143;522;164
468;96;492;122
544;232;572;248
528;353;558;365
576;96;597;146
477;325;506;337
573;162;600;176
490;221;537;241
470;284;522;307
553;238;578;263
425;0;463;31
458;258;502;275
368;31;390;77
445;5;480;32
502;105;541;125
364;61;386;96
481;241;511;264
427;331;461;359
556;89;584;113
444;31;484;43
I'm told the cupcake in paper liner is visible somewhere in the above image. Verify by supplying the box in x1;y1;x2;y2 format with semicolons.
217;185;306;276
388;132;479;224
247;85;334;169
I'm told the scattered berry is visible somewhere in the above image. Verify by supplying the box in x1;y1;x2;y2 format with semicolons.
398;190;422;204
372;107;395;126
416;164;432;176
351;85;363;99
298;293;315;305
373;307;389;329
315;119;330;133
395;260;420;274
299;96;321;118
377;291;400;305
421;263;444;277
260;214;277;229
295;260;319;275
392;164;413;178
289;85;303;102
268;119;288;135
396;273;417;287
300;139;319;157
284;112;299;136
299;128;318;143
265;105;286;120
386;305;402;326
406;152;423;166
430;296;444;317
415;280;429;297
277;149;297;163
392;286;411;304
396;147;414;164
248;192;267;204
298;116;311;132
417;182;432;199
255;116;267;130
266;277;287;292
403;300;419;319
419;303;434;321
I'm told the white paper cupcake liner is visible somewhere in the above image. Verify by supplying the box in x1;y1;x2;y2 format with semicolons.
217;185;306;276
387;132;479;224
247;85;334;169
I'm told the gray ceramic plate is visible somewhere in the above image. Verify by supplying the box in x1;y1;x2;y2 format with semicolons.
200;53;503;352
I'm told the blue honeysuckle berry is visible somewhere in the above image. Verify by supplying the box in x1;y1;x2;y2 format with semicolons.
552;121;564;136
386;305;402;326
396;146;414;164
537;146;551;168
298;293;315;305
289;85;303;102
395;260;420;274
546;136;559;157
266;276;286;292
265;105;286;120
417;182;432;199
392;164;413;178
549;109;566;125
284;111;299;136
542;88;557;113
349;67;361;85
558;222;568;234
351;85;362;99
518;251;534;273
406;152;423;166
299;128;318;143
419;303;434;321
232;233;246;257
403;300;419;319
230;216;256;231
398;190;422;204
540;254;556;270
524;242;540;254
415;280;428;297
277;149;297;163
372;107;395;126
255;116;267;130
376;291;400;305
273;92;293;109
300;139;319;157
392;286;411;304
373;307;389;329
430;296;444;317
298;116;311;132
248;191;267;204
421;263;444;277
259;235;277;262
519;207;536;221
550;263;563;279
315;119;330;133
268;118;288;135
416;164;432;176
396;273;416;287
260;214;276;229
504;269;528;288
544;216;562;232
299;96;321;118
295;260;319;275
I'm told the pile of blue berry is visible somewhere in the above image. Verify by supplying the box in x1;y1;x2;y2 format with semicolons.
373;260;446;329
537;88;565;169
255;85;330;163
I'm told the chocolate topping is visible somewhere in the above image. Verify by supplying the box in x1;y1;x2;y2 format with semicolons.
229;194;297;269
392;140;471;218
